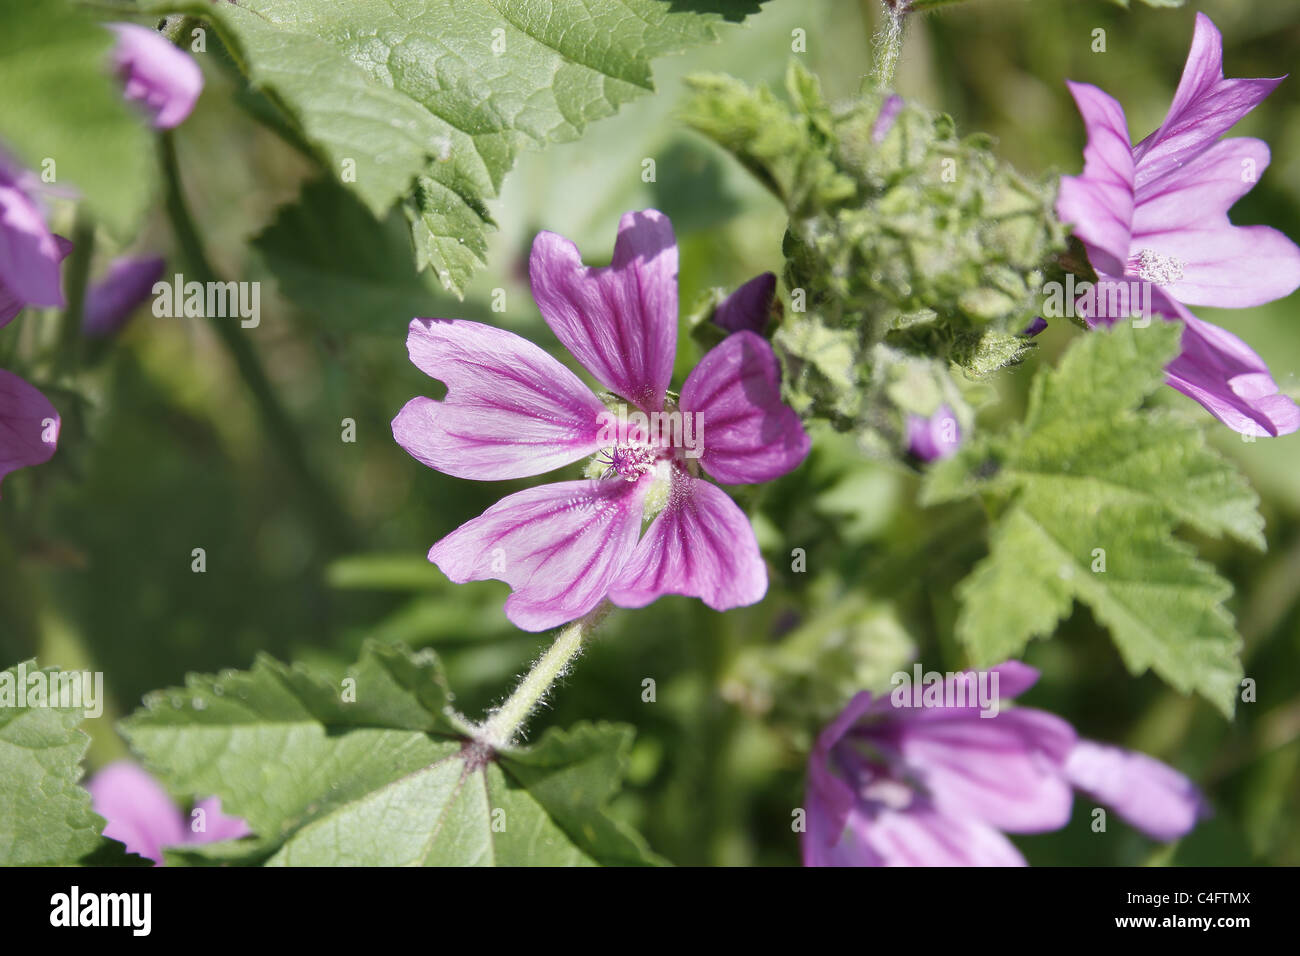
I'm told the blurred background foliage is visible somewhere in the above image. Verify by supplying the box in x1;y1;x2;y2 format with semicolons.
2;0;1297;865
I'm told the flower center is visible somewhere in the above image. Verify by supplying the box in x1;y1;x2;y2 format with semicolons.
861;777;915;811
1132;248;1185;286
607;441;659;482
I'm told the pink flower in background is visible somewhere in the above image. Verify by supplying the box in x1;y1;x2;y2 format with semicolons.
906;404;961;462
803;662;1207;866
0;369;59;494
871;93;904;144
1058;12;1300;436
712;271;776;335
0;152;64;492
108;23;203;130
393;210;810;631
0;153;72;328
83;255;166;338
86;762;250;866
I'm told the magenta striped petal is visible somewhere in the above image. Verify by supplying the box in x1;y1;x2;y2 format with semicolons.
1165;311;1300;437
1133;136;1268;218
529;210;677;413
896;709;1077;833
392;318;609;480
1056;82;1136;277
1132;13;1283;195
428;478;647;631
0;369;59;494
850;801;1027;867
679;330;809;484
608;471;766;612
1135;225;1300;309
1065;739;1208;842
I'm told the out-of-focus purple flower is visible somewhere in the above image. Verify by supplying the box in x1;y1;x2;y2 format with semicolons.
712;272;776;335
1021;316;1048;338
906;404;961;462
86;762;250;866
871;93;904;144
802;662;1208;866
1058;13;1300;436
0;155;72;328
83;255;165;338
392;210;810;631
0;369;59;494
108;23;203;130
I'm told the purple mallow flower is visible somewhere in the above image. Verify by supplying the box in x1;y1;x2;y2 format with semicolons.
0;152;64;492
86;762;250;866
803;662;1207;866
906;405;961;462
0;153;72;328
83;255;166;338
108;23;203;130
1058;12;1300;436
393;210;810;632
0;369;59;494
712;271;776;335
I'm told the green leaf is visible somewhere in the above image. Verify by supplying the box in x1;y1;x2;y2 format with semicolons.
922;323;1261;717
0;0;154;232
0;661;103;865
253;179;444;330
143;0;759;295
121;641;661;865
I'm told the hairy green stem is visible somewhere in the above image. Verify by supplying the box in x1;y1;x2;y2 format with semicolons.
477;602;611;749
872;1;907;89
158;132;359;551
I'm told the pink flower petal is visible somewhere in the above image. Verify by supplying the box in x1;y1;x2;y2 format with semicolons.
1057;81;1136;277
607;471;767;612
0;180;70;324
108;23;204;130
1065;739;1209;842
907;404;962;462
428;478;647;631
713;272;775;335
1132;136;1269;219
679;330;809;484
1165;311;1300;437
851;802;1027;867
891;661;1047;724
896;709;1077;833
392;318;609;480
86;762;186;866
83;255;166;338
1134;224;1300;309
804;691;877;848
1132;13;1283;196
190;796;252;845
529;209;677;413
802;776;883;866
0;369;59;494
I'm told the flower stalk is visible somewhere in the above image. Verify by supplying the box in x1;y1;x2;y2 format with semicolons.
477;601;612;749
872;1;907;89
